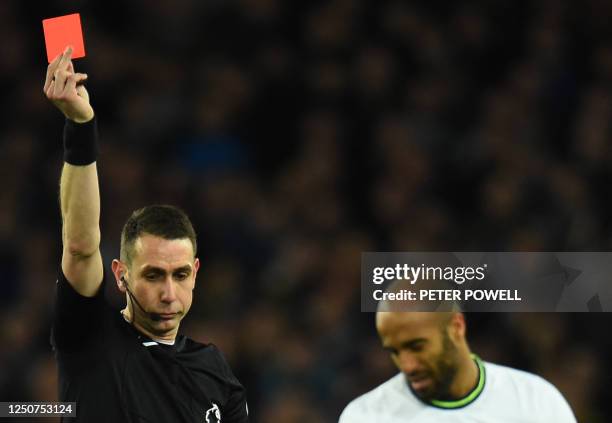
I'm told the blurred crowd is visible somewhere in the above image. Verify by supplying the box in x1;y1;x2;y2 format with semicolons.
1;0;611;421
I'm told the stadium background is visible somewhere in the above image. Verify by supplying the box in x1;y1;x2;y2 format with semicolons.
1;0;611;421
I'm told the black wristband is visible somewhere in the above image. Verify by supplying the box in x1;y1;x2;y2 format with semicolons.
63;117;99;165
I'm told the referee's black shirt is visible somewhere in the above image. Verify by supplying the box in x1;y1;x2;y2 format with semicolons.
51;270;249;423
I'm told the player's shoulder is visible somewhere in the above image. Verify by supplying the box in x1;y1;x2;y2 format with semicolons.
340;373;417;422
485;360;559;394
484;360;576;421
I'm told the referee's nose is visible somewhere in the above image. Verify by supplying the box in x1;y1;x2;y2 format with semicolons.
160;277;178;303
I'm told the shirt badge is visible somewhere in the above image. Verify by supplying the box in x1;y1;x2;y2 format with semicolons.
205;403;221;423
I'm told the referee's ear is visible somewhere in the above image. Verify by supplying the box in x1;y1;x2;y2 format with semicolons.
193;258;200;279
111;258;128;293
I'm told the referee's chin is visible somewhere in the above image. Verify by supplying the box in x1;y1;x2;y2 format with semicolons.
138;312;184;339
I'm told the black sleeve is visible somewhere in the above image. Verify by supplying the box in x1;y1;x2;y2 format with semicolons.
216;349;250;423
51;268;107;351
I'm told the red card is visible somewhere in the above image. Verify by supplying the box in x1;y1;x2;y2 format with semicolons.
42;13;86;63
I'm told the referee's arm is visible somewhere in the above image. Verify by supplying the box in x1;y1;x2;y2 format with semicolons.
45;46;103;297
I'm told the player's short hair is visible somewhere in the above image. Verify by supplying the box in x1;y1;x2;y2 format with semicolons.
376;254;465;313
120;205;197;265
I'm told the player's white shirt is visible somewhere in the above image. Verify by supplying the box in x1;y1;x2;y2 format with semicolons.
339;360;576;423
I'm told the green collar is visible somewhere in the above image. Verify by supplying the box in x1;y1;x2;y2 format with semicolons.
420;354;486;410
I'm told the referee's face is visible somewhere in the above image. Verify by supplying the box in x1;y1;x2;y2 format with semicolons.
121;234;200;340
377;312;461;401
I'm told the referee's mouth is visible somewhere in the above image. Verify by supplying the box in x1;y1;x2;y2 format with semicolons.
155;313;179;320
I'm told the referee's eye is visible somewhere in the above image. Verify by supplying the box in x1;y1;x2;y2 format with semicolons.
144;273;161;281
174;272;189;281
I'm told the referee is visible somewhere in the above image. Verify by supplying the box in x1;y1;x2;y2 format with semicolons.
339;312;577;422
44;46;249;423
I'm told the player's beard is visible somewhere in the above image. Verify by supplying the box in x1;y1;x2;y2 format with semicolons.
407;330;460;402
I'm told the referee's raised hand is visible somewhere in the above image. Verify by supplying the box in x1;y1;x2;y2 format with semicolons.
44;45;94;123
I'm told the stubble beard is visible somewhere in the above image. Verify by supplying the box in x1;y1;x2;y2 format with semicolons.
409;331;460;402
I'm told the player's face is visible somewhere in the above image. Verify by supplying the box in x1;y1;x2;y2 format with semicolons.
128;234;200;338
377;312;460;401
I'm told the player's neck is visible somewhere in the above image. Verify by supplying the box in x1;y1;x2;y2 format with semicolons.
448;350;479;399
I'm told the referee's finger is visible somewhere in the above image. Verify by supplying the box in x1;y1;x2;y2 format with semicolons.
57;46;73;72
62;73;87;98
52;70;71;98
44;52;63;93
45;80;55;99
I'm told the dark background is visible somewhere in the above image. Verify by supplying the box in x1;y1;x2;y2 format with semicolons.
1;0;611;421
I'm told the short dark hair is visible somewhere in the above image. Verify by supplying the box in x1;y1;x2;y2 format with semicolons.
120;205;197;265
